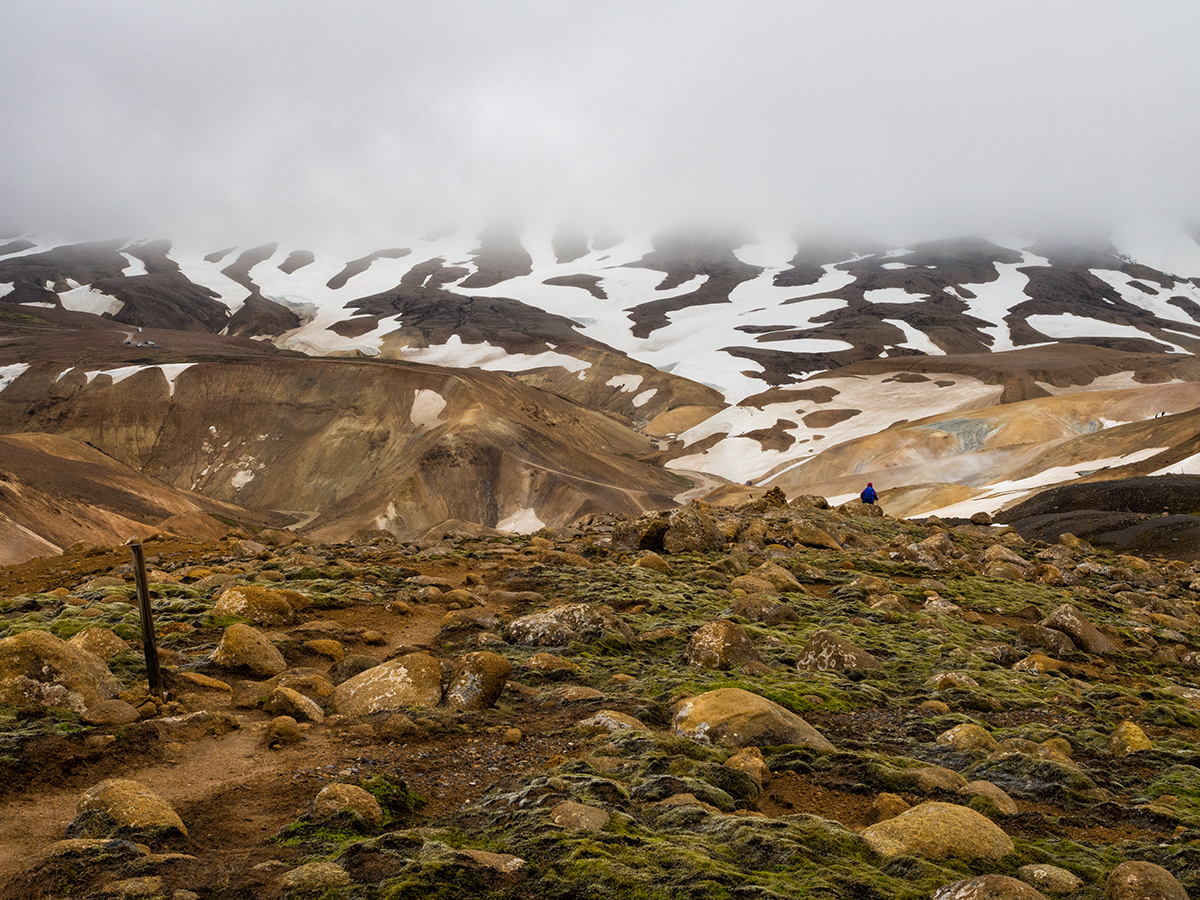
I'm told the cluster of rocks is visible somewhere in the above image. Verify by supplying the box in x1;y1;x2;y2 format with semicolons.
1;493;1199;897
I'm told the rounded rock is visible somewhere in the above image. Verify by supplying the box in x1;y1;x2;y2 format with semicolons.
312;783;383;827
210;624;287;677
860;801;1013;860
70;778;187;841
1105;860;1187;900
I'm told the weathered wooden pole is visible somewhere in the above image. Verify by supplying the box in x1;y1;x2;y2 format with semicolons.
130;543;164;700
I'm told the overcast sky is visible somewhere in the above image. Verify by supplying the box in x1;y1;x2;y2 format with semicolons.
2;1;1198;246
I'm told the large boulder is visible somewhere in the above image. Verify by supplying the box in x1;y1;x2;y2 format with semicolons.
672;688;834;751
503;604;632;646
663;504;725;554
1040;605;1118;656
933;874;1048;900
0;630;120;711
860;801;1013;860
795;630;880;672
210;624;287;677
211;584;296;626
333;653;444;717
686;620;762;670
1105;861;1187;900
67;627;130;661
611;512;670;551
445;651;512;711
68;779;187;841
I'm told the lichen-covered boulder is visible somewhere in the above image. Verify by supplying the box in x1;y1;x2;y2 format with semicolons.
210;624;287;677
263;686;324;723
1016;864;1082;895
672;688;834;751
1109;721;1152;756
795;630;880;672
933;874;1048;900
959;780;1019;815
663;504;725;554
211;584;295;626
686;619;762;670
749;562;802;591
278;861;352;892
861;801;1013;860
67;627;130;661
503;604;632;647
724;746;771;790
1105;860;1187;900
68;779;187;841
1040;604;1118;655
578;710;649;733
611;512;670;551
445;651;512;711
312;783;383;827
333;653;444;717
937;723;998;753
0;630;120;711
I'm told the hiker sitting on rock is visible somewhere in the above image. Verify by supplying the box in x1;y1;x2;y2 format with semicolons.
860;482;878;505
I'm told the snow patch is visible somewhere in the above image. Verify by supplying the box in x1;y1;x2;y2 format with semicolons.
880;319;941;354
119;252;148;277
58;285;124;316
496;507;545;534
0;283;13;299
632;388;657;407
0;364;29;392
1150;452;1200;476
606;374;643;392
921;446;1170;518
1026;314;1188;351
400;334;590;373
410;389;447;428
231;470;255;491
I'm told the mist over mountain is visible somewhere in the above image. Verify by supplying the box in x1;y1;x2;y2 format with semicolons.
2;3;1199;245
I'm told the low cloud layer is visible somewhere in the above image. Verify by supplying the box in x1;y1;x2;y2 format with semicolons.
2;1;1198;246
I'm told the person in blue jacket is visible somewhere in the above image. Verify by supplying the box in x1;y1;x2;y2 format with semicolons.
860;482;878;505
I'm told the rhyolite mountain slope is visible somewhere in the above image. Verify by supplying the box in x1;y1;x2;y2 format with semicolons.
1;218;1199;560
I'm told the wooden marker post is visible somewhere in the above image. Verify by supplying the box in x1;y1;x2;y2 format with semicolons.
130;543;164;701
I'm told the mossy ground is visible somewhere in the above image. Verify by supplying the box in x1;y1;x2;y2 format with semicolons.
0;518;1198;898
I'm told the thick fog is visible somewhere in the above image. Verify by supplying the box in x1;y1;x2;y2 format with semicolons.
2;1;1198;246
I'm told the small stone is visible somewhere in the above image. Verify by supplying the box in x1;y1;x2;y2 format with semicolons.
503;727;522;745
81;700;142;727
376;714;419;742
263;687;324;723
871;792;911;823
937;723;997;752
551;800;610;831
303;639;344;661
1016;863;1083;894
959;780;1019;815
577;710;648;732
278;861;352;892
265;716;303;748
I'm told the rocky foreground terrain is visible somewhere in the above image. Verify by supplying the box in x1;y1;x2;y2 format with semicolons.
2;490;1200;899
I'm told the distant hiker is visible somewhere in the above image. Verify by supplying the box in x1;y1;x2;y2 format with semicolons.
860;482;877;505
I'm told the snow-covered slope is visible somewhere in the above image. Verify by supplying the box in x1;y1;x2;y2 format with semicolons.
2;218;1199;534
